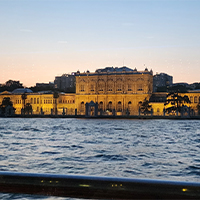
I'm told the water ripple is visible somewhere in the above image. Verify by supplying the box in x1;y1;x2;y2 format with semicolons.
0;118;200;199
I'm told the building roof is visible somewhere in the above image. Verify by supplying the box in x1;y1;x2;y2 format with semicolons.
0;91;11;94
12;88;33;94
95;66;133;73
76;66;153;76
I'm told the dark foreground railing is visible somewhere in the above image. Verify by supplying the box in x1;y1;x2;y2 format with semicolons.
0;171;200;199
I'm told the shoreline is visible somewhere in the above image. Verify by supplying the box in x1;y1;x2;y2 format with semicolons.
1;114;200;120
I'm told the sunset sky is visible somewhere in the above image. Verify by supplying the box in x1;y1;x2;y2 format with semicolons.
0;0;200;87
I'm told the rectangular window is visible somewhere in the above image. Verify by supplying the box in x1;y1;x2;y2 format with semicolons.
190;96;193;103
117;84;122;91
37;98;39;104
128;84;132;91
80;85;85;92
90;85;94;91
99;85;104;91
138;85;143;91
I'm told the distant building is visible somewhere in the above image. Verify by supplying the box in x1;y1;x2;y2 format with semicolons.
36;82;54;88
153;73;173;92
54;74;75;92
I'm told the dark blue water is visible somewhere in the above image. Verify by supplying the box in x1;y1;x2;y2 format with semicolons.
1;118;200;199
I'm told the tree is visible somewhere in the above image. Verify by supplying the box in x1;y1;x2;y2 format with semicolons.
139;98;152;115
0;97;14;115
0;80;24;92
164;92;191;114
21;93;27;115
53;91;59;115
24;103;32;115
197;103;200;115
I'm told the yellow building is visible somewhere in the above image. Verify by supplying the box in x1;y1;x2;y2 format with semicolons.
0;89;76;115
1;68;200;117
150;91;200;116
75;66;153;115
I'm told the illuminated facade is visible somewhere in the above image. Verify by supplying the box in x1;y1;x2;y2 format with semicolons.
75;66;153;115
150;91;200;116
0;92;76;115
1;67;200;117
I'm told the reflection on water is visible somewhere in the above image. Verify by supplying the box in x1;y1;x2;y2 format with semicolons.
0;118;200;199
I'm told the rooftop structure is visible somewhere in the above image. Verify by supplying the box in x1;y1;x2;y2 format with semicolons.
77;66;153;76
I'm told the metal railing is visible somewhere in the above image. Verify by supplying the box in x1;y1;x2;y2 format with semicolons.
0;171;200;199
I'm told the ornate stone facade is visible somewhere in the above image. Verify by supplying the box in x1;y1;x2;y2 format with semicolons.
75;66;153;115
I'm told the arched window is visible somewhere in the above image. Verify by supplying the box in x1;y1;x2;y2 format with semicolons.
107;101;112;111
117;101;122;111
128;101;132;111
99;101;103;110
80;101;84;111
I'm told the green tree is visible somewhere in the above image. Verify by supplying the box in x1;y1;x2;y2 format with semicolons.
164;92;191;114
139;98;152;115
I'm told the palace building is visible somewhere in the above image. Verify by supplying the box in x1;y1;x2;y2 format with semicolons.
1;66;200;117
75;66;153;116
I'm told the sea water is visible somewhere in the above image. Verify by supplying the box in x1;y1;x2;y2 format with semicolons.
0;118;200;199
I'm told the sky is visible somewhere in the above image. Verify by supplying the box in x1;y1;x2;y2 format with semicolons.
0;0;200;87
